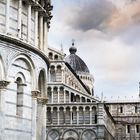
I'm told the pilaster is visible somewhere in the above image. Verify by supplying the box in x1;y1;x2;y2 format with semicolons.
34;10;38;47
5;0;10;34
0;80;10;140
27;4;31;43
18;0;22;38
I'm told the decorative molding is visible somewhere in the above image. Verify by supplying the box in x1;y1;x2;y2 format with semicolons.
31;90;41;98
37;96;48;105
0;80;10;89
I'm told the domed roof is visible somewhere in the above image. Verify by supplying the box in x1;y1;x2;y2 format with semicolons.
65;43;90;73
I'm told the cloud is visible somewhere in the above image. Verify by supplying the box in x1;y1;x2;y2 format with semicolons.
62;0;116;32
60;0;140;34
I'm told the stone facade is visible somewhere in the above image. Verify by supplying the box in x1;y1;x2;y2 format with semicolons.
106;101;140;140
46;47;116;140
0;0;52;140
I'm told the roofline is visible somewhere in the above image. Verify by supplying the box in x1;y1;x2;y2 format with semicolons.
0;34;50;67
65;62;98;102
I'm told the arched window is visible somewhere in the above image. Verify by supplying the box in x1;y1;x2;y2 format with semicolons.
38;70;46;96
48;52;53;60
54;55;58;60
16;77;24;116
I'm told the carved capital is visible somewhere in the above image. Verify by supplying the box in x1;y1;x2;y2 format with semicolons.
0;80;10;89
31;90;41;98
37;97;48;105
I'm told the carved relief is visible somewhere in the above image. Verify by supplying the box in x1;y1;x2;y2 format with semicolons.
0;80;10;89
81;130;96;140
47;129;59;140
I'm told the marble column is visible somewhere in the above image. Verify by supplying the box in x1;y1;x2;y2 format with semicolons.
51;89;53;103
64;90;66;103
39;15;43;50
83;107;85;124
31;90;40;140
18;0;22;38
43;20;48;53
70;107;73;125
36;97;48;140
63;108;66;124
69;92;71;103
76;107;79;125
51;107;53;125
61;68;64;83
0;80;10;140
5;0;10;34
58;89;60;103
90;107;92;125
34;10;38;47
48;68;50;82
57;108;60;125
27;4;31;43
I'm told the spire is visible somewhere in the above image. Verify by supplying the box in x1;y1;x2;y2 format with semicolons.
69;39;77;54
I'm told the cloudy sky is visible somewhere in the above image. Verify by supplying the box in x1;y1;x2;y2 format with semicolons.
48;0;140;99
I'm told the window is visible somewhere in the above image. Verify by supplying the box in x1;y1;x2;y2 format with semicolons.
119;106;123;113
136;125;140;133
127;125;130;133
135;106;138;113
16;77;23;116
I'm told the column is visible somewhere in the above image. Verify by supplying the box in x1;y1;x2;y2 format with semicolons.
48;68;51;82
0;80;10;140
18;0;22;38
51;107;53;125
5;0;10;34
34;10;38;47
37;97;48;140
27;4;31;43
70;107;72;125
58;88;60;103
51;89;53;103
31;90;40;140
83;107;85;124
43;20;48;53
39;15;43;50
76;107;79;125
64;108;66;124
57;108;60;125
61;68;64;83
90;107;92;125
64;90;66;103
69;92;71;103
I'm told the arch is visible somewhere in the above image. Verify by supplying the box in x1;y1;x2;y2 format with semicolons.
7;54;35;88
81;129;97;140
38;69;46;96
65;107;70;124
50;65;56;82
48;52;53;60
15;73;26;116
85;106;90;124
54;54;58;60
47;107;52;124
47;129;60;140
47;87;52;103
62;129;79;140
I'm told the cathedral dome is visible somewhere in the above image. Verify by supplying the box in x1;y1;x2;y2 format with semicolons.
65;44;90;73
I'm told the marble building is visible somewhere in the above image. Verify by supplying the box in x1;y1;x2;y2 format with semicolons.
46;45;116;140
46;44;140;140
0;0;53;140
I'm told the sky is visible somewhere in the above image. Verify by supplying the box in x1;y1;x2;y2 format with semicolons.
48;0;140;100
